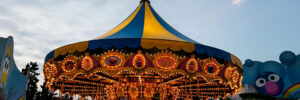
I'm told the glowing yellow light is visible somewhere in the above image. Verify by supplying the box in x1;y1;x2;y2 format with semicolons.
81;54;94;71
62;56;78;73
129;86;139;99
202;58;220;76
100;51;125;69
232;68;240;83
153;52;179;70
132;50;147;69
185;56;198;73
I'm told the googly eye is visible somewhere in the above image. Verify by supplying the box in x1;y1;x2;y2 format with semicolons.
268;74;280;82
3;57;9;73
256;78;266;87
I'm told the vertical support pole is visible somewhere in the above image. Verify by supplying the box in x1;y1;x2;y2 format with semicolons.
100;79;102;100
60;83;64;100
189;81;192;100
181;83;183;99
196;80;199;99
185;81;189;100
85;83;87;99
96;85;99;100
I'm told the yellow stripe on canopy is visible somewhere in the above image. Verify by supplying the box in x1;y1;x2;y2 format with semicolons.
231;54;243;68
95;2;144;39
142;2;185;42
141;39;195;53
54;42;88;58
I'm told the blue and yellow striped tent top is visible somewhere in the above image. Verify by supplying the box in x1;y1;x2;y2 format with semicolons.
45;0;242;67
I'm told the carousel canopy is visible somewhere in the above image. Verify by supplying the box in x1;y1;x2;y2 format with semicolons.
45;0;241;67
43;1;243;99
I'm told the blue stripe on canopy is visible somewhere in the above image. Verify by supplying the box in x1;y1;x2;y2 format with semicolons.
45;40;232;62
88;38;141;50
195;44;231;61
148;4;198;43
45;50;54;62
101;2;146;39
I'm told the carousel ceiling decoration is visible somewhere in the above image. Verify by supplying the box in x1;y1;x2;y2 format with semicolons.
43;0;243;99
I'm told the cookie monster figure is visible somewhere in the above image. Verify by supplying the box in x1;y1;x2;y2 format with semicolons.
244;60;285;96
243;51;300;98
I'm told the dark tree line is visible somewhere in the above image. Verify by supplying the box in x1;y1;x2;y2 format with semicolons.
21;62;54;100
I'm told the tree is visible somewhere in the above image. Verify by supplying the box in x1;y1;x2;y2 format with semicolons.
22;62;40;100
36;81;55;100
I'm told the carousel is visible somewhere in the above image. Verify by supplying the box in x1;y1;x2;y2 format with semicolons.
43;0;243;99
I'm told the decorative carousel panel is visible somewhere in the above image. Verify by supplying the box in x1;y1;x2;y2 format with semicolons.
62;56;78;73
159;87;167;99
185;56;199;73
129;86;139;98
144;86;154;98
132;50;147;69
171;87;179;98
44;62;58;79
224;66;233;80
231;67;240;83
81;54;94;71
202;58;221;76
100;51;125;69
116;87;125;97
106;86;116;99
43;63;51;79
153;52;179;70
